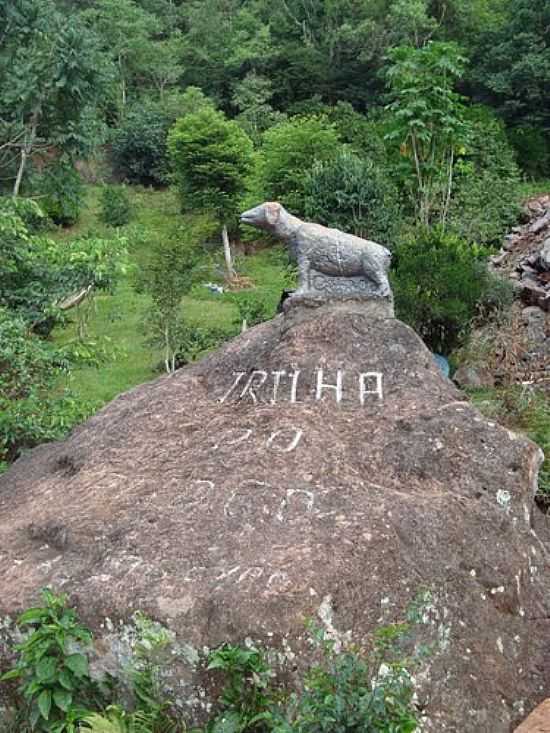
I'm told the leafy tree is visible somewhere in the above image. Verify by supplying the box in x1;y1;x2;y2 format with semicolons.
391;227;493;353
137;215;217;373
471;0;550;130
168;107;254;278
385;41;470;227
81;0;160;114
304;150;401;245
257;115;342;215
0;0;110;195
111;107;170;186
232;72;286;144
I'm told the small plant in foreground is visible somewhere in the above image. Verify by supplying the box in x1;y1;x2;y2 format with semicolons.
206;644;277;732
0;588;100;732
99;186;132;228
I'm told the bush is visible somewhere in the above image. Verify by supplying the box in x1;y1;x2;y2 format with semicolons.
0;196;47;231
304;150;401;246
391;227;493;354
111;107;170;186
38;160;83;227
0;308;93;463
99;185;132;227
507;126;550;180
229;289;275;330
449;106;521;246
257;116;343;215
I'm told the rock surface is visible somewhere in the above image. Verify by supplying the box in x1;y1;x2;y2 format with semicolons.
1;301;549;731
515;699;550;732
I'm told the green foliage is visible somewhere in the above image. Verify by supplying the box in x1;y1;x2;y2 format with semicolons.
472;0;550;129
0;196;47;231
303;150;401;246
507;126;550;180
391;227;493;353
449;107;521;246
0;308;93;462
137;214;218;372
38;161;84;227
276;624;418;733
0;589;99;732
385;42;470;227
100;186;132;227
168;107;254;226
206;644;276;732
229;290;275;330
256;116;342;215
111;108;170;187
0;0;111;194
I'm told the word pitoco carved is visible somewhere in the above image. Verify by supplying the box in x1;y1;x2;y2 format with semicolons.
241;201;393;305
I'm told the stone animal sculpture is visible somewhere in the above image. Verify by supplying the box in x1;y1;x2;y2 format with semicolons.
240;202;392;301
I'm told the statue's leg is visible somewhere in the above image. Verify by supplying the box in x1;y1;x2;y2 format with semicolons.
362;253;390;296
295;254;311;294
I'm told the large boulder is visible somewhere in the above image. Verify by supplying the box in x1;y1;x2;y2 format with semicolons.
1;302;549;731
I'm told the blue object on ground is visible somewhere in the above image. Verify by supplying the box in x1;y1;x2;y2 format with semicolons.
433;353;450;378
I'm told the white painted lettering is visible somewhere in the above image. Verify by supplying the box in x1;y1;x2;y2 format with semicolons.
271;370;286;403
289;370;301;403
359;372;384;403
219;372;246;403
239;370;268;403
316;369;344;404
266;427;303;453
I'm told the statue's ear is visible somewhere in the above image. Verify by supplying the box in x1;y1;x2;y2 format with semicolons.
265;202;281;226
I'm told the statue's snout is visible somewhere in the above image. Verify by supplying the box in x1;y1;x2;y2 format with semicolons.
240;205;262;225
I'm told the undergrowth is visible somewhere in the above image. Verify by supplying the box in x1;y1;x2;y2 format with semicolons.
0;591;422;733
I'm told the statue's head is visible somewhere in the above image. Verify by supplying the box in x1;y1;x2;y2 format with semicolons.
240;202;284;231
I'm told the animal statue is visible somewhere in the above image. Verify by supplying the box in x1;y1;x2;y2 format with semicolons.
240;202;392;300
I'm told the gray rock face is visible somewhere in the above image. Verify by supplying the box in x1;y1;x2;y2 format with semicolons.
541;238;550;271
240;202;393;313
0;303;548;731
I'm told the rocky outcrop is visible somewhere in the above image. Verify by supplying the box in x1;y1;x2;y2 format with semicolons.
478;195;550;386
1;301;549;731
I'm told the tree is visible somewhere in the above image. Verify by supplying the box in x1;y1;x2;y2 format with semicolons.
0;0;110;196
137;215;216;373
168;107;254;278
232;72;286;144
385;41;470;227
471;0;550;130
257;115;342;215
81;0;159;114
304;150;401;246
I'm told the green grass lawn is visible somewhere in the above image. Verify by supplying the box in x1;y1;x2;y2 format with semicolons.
51;185;289;409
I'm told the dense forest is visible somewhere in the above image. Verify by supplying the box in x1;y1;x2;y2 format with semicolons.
0;0;549;464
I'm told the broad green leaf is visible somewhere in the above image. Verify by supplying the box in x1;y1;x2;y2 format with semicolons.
53;687;72;712
38;689;52;720
64;653;88;677
36;656;57;682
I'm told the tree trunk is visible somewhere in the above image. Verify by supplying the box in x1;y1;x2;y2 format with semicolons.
222;224;236;279
13;119;37;198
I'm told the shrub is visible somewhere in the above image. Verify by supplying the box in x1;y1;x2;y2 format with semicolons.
0;589;101;732
0;196;47;231
449;107;521;246
0;308;94;462
304;150;401;246
257;116;343;215
99;185;132;227
507;126;550;180
111;108;170;186
391;227;492;354
38;160;83;227
229;289;275;330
